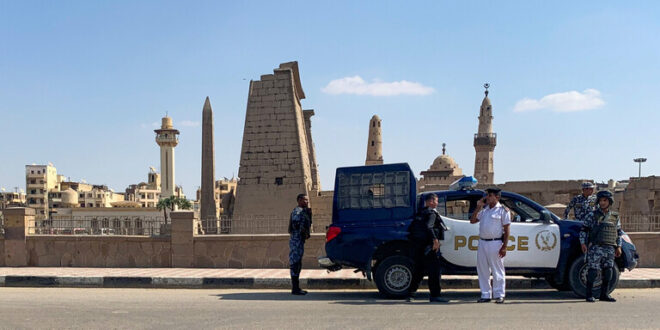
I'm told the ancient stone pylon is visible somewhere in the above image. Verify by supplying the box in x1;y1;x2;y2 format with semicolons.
200;97;217;224
233;62;319;222
365;115;383;165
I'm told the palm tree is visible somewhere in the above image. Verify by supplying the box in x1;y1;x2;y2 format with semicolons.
156;196;174;224
175;197;192;210
157;196;192;224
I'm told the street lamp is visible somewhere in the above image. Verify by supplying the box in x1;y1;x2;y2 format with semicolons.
633;158;647;178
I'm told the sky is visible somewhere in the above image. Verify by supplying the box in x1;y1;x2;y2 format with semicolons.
1;1;659;197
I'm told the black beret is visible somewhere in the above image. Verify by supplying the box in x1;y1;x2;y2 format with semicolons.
485;187;502;194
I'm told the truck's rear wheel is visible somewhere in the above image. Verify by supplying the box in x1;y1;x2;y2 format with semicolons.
374;255;414;299
568;257;619;298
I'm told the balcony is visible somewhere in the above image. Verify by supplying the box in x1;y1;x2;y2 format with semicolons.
473;133;497;147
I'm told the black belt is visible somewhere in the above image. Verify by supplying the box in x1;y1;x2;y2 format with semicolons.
480;237;502;241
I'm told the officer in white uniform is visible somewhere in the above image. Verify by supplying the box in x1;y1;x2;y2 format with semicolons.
470;187;511;304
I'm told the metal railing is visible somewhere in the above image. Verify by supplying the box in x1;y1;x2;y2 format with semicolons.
620;214;660;232
28;216;167;236
198;216;332;235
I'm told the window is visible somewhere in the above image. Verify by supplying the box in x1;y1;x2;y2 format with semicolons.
439;195;483;221
337;171;410;210
371;141;374;146
275;177;283;185
30;179;36;184
500;197;541;222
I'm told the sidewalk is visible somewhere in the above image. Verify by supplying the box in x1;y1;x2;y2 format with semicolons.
1;267;658;289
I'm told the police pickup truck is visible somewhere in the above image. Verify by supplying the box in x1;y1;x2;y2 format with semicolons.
318;163;639;298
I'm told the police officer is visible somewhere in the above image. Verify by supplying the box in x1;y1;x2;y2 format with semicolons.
407;193;448;303
564;182;596;221
289;193;312;295
470;187;511;304
580;190;622;302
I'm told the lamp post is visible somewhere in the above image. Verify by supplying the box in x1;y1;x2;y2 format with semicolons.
633;158;647;178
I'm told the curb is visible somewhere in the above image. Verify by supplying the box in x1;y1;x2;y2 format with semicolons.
0;276;658;289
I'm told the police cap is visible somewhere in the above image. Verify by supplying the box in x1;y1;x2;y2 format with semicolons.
485;187;502;194
581;182;595;189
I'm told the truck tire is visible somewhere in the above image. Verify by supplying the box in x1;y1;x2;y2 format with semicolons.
374;255;415;299
568;257;619;298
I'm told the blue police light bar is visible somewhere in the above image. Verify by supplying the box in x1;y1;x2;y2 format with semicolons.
449;176;478;191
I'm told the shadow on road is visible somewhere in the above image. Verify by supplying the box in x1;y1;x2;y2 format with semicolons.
214;290;582;305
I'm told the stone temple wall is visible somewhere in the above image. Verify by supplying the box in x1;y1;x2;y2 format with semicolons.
309;191;334;232
619;176;660;215
233;62;316;221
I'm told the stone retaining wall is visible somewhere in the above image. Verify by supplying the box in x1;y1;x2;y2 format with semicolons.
628;232;660;268
0;238;4;266
3;208;658;269
193;234;324;268
26;236;171;267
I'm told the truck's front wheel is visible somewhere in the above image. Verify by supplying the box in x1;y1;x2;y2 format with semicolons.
568;256;619;298
374;255;415;299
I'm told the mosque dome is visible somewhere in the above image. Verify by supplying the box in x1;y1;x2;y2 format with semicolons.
61;188;78;206
430;154;459;171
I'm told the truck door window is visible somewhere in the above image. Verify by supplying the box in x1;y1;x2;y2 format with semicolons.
444;196;482;220
337;171;411;210
501;197;541;222
435;196;446;216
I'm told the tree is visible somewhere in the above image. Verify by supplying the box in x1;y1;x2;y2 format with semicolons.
156;197;174;224
157;196;192;224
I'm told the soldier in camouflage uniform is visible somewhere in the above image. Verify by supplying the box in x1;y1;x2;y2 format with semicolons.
564;182;596;221
289;193;312;295
579;190;623;302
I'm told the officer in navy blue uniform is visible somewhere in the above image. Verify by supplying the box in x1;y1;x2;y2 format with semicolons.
564;182;597;221
407;193;448;303
579;190;622;302
289;194;312;295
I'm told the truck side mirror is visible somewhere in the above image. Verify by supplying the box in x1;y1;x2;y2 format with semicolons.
540;210;553;224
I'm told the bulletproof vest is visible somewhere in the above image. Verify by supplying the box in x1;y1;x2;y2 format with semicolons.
590;212;618;246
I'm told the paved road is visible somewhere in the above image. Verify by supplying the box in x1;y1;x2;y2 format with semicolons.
0;288;657;329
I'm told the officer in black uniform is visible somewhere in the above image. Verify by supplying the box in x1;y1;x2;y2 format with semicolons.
579;190;623;302
407;193;448;303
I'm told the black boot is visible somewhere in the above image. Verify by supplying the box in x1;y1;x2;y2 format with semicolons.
599;267;616;302
585;268;597;302
291;276;307;295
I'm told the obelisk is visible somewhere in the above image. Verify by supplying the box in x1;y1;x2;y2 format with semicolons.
200;97;217;224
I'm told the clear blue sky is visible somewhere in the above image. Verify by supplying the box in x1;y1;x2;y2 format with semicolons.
1;1;659;197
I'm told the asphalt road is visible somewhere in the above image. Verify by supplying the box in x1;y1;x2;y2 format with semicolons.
0;288;657;329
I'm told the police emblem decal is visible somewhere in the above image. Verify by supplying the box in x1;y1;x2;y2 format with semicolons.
535;230;557;251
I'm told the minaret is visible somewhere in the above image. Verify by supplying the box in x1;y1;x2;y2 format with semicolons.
200;97;217;221
473;83;496;184
365;115;383;165
155;116;179;198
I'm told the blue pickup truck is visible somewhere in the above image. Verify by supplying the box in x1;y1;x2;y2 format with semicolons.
318;163;639;298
